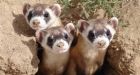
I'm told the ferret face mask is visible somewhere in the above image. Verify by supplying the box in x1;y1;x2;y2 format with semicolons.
37;23;75;54
23;3;61;30
78;17;118;49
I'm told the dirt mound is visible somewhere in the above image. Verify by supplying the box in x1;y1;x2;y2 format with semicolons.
0;0;56;75
103;0;140;75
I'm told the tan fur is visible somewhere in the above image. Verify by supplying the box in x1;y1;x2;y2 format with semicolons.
24;3;63;31
67;21;109;75
47;18;63;29
66;33;107;75
66;18;117;75
37;24;76;75
38;50;69;75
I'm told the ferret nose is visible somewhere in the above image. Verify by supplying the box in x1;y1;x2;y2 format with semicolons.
32;20;40;26
98;41;106;47
57;42;64;48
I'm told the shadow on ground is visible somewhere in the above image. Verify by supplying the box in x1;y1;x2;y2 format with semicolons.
12;13;35;37
21;39;39;68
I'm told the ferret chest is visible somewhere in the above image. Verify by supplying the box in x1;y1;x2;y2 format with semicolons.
84;48;97;60
43;51;69;71
73;36;96;62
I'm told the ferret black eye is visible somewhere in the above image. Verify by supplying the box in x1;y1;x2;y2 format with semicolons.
88;31;95;42
106;29;112;40
89;31;95;37
47;36;54;48
29;11;32;15
44;12;49;17
106;29;111;36
64;33;68;39
48;37;54;43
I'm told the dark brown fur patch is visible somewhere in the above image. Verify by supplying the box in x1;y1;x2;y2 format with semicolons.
89;19;110;36
89;19;107;31
32;4;48;16
23;3;31;15
47;26;73;40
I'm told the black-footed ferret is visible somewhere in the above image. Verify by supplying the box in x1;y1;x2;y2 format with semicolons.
66;17;118;75
23;3;63;63
23;3;62;31
35;23;76;75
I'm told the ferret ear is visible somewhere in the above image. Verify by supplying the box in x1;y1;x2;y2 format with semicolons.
108;17;118;29
65;23;75;34
35;30;47;43
77;20;89;32
23;3;31;15
49;4;61;17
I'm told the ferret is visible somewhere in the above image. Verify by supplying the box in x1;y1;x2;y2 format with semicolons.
66;17;118;75
35;23;76;75
23;3;62;31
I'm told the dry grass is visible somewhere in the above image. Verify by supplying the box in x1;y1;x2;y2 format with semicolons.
57;0;122;19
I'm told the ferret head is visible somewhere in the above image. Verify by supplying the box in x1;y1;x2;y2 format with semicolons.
23;3;61;30
36;23;75;54
78;17;118;49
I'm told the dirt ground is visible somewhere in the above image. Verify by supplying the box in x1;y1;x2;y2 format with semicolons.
104;0;140;75
0;0;140;75
0;0;56;75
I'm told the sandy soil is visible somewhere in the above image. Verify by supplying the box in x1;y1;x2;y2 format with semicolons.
104;0;140;75
0;0;140;75
0;0;56;75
